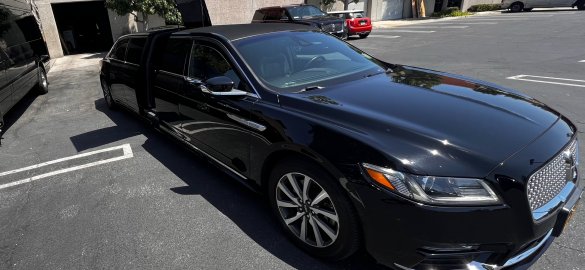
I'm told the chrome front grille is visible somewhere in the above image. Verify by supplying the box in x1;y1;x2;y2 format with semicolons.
527;139;578;211
322;22;343;33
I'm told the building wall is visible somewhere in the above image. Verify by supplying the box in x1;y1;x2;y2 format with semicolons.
307;0;368;12
461;0;501;11
107;11;166;41
206;0;303;25
402;0;436;18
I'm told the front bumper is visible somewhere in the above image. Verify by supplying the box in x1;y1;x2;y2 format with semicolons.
346;120;582;269
350;179;582;270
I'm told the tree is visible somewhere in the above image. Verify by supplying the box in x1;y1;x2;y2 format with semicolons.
104;0;182;30
320;0;360;11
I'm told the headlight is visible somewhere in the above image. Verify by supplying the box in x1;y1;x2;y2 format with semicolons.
362;163;501;206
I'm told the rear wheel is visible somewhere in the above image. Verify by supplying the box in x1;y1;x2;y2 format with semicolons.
510;2;524;12
100;79;117;110
36;66;48;95
268;158;361;260
358;33;370;39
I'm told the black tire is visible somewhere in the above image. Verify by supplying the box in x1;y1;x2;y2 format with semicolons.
358;33;370;39
36;66;48;95
510;2;524;12
100;78;117;110
578;4;585;10
523;8;533;11
268;158;361;260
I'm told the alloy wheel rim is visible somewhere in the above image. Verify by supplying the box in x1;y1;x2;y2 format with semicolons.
275;172;339;248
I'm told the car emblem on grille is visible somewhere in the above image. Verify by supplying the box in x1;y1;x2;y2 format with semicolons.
563;150;577;181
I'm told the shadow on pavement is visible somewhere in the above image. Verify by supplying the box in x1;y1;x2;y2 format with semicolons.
1;91;39;138
69;98;388;270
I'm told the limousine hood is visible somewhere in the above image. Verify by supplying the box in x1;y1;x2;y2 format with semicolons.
279;65;563;177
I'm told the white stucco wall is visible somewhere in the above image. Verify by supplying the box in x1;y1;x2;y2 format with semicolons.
206;0;303;25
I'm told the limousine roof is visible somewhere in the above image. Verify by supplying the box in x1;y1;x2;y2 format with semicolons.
173;23;317;41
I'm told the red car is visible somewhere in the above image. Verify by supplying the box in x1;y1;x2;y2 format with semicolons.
328;10;371;38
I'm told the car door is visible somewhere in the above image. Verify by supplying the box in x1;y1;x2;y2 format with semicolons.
108;38;129;104
177;39;261;175
152;37;191;133
120;37;147;112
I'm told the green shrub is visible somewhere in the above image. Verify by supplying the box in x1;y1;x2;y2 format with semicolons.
432;7;472;18
467;4;502;12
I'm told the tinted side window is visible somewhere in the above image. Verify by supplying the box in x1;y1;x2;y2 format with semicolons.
111;39;129;61
188;44;246;91
252;10;265;21
159;38;191;75
126;38;146;64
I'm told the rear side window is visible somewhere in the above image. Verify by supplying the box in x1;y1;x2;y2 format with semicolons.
158;38;191;75
126;38;147;64
253;9;287;21
111;39;129;61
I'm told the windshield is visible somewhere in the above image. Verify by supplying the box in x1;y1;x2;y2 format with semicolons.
234;31;386;93
286;6;326;19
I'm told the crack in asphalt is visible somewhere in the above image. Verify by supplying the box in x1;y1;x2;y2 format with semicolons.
553;242;585;254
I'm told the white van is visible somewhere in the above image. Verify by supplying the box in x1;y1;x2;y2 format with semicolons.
501;0;585;12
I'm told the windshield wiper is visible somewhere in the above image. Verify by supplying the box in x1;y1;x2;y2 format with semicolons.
295;86;324;93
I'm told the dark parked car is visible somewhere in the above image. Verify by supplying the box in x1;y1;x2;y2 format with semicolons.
0;1;49;134
100;15;582;270
252;4;347;38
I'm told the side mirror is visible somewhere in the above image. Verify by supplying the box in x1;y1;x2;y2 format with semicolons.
202;76;248;97
206;76;235;92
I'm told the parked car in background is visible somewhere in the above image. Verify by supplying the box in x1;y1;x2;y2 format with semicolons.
502;0;585;12
0;1;49;135
252;4;347;38
328;10;372;39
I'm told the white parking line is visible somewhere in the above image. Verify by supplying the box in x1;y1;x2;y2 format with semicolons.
396;25;469;29
507;75;585;88
0;144;134;190
472;15;554;18
427;22;498;25
460;18;529;21
376;30;435;33
367;35;400;39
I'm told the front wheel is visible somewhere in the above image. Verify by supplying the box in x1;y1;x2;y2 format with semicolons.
510;2;524;12
578;4;585;10
268;158;361;260
36;67;48;95
100;79;117;110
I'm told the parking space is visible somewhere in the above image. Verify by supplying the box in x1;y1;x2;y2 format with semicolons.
0;8;584;270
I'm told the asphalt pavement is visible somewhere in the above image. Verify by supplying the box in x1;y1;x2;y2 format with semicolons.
0;8;584;270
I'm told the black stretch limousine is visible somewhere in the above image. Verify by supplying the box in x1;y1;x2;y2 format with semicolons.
99;1;583;269
0;1;49;135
